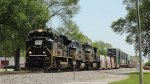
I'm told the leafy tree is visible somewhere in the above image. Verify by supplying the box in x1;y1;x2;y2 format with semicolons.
0;0;80;56
0;0;50;56
56;20;92;43
111;0;150;56
92;41;112;56
44;0;80;22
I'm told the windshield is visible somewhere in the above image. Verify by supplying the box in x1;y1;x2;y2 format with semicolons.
27;31;56;40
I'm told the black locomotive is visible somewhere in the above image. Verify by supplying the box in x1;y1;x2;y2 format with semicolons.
25;29;58;71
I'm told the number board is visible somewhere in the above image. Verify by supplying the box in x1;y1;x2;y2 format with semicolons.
35;40;42;45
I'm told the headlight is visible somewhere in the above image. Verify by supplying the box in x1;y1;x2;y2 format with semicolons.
38;29;43;32
43;51;46;54
29;51;32;54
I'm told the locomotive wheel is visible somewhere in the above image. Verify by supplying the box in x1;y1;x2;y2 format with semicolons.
66;62;73;71
97;62;100;69
87;62;92;70
44;63;52;73
54;60;60;70
75;61;81;70
88;64;92;70
44;66;49;73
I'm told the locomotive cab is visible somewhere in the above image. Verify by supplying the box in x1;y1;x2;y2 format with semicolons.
82;43;94;70
82;43;93;62
68;41;81;59
53;35;72;70
68;41;84;69
25;29;55;70
92;47;100;69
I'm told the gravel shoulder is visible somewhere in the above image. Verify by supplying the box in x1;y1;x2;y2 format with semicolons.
0;68;139;84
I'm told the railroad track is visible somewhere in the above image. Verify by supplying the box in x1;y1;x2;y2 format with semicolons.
0;70;44;76
0;68;105;76
0;68;136;84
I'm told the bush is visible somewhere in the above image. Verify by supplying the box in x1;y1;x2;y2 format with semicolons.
145;61;150;66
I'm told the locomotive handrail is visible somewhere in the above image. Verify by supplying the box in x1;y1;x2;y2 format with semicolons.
45;46;54;56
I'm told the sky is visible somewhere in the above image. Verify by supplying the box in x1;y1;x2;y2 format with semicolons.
72;0;135;56
48;0;135;56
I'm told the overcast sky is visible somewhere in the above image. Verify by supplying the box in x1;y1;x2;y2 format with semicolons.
72;0;135;56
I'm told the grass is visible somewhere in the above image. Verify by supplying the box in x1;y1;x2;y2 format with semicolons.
110;72;150;84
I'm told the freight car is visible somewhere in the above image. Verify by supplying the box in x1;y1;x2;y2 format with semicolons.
107;48;130;68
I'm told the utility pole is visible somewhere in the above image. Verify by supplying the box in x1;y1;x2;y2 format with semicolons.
136;0;143;84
